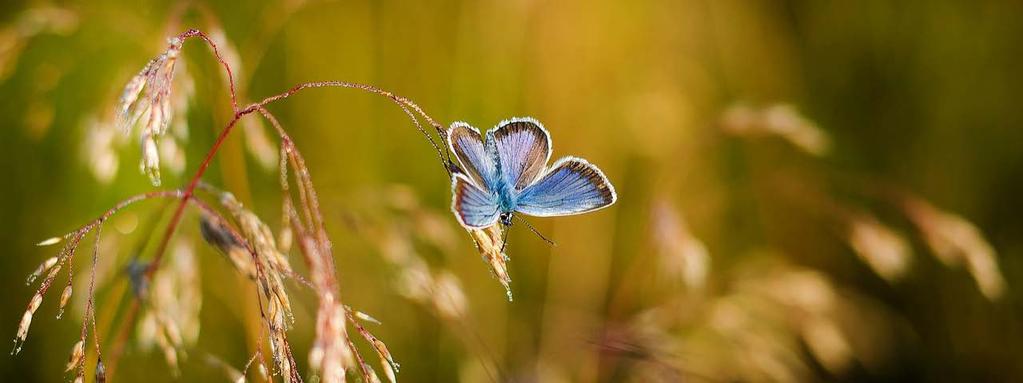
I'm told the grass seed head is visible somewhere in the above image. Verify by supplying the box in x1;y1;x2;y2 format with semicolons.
469;225;512;300
115;35;187;186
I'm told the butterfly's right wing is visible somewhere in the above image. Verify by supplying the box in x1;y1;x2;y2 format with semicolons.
451;173;500;228
515;157;616;217
486;117;552;191
448;122;499;190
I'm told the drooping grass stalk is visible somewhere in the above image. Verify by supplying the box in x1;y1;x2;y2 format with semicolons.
22;24;458;382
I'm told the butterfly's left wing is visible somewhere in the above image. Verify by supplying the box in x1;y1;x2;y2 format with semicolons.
514;157;616;217
451;173;501;228
448;122;499;190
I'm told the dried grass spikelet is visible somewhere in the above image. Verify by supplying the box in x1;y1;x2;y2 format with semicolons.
202;353;245;383
345;309;400;383
242;117;280;172
25;256;58;285
215;192;295;336
138;239;201;373
310;293;354;383
846;215;911;282
396;258;432;302
415;212;458;253
220;192;293;276
45;263;64;284
370;336;399;383
628;258;894;381
158;125;187;176
395;258;468;322
81;116;122;184
721;104;831;156
703;298;811;382
116;35;190;186
139;134;161;185
650;200;710;290
36;237;62;247
468;225;512;300
902;198;1006;300
207;193;297;378
353;310;382;325
14;292;43;354
379;185;459;253
728;265;852;378
755;269;836;315
433;272;468;321
56;284;72;318
199;200;298;380
200;212;257;278
748;266;856;376
267;322;293;380
370;186;470;321
95;357;106;383
801;317;853;374
65;340;84;372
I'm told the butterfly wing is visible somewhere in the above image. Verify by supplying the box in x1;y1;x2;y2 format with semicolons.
486;117;552;190
451;173;500;228
448;122;499;190
515;157;616;217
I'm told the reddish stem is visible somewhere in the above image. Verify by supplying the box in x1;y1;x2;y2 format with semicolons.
145;114;244;279
119;28;451;383
181;29;240;113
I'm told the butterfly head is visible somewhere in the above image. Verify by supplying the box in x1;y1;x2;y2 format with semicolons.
499;212;514;226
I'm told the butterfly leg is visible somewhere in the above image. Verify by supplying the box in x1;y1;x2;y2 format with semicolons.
499;223;510;253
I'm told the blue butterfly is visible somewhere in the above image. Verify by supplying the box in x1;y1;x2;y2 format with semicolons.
447;117;617;229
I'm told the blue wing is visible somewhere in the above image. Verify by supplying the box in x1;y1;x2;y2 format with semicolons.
515;157;616;217
486;117;551;191
448;122;499;190
451;174;500;228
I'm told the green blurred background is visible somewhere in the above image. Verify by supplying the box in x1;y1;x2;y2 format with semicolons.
2;1;1022;381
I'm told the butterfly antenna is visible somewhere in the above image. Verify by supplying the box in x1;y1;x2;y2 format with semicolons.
515;216;556;247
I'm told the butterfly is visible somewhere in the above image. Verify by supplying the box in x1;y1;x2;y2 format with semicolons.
447;117;617;230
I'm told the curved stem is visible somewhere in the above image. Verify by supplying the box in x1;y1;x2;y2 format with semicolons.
114;29;453;383
180;29;240;113
147;78;452;280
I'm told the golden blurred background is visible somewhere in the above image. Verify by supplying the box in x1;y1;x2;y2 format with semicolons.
2;0;1022;381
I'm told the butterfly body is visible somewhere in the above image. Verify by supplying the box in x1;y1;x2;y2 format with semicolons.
448;117;616;229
